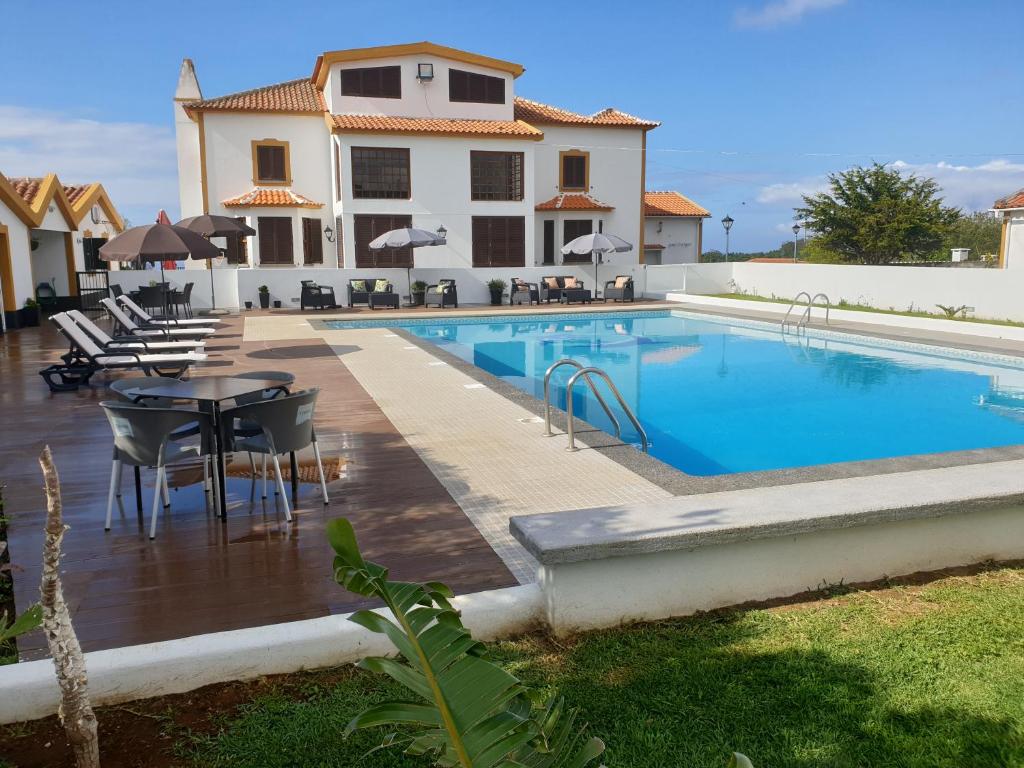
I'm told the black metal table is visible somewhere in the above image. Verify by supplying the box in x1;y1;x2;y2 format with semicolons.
122;375;288;519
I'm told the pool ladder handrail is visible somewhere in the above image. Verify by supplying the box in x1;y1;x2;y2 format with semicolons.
782;291;830;333
542;358;649;454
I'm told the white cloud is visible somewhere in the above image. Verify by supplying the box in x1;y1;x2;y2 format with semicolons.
0;105;178;226
734;0;845;29
756;177;827;204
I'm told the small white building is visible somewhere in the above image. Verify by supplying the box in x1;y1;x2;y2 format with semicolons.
642;192;710;264
174;42;704;278
0;172;123;328
994;189;1024;270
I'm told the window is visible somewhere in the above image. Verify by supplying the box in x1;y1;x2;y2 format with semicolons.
542;220;555;265
351;147;411;199
449;68;505;104
252;140;290;185
472;216;525;267
559;150;588;191
224;217;249;265
257;217;293;265
340;66;401;98
354;214;412;267
562;219;593;264
302;217;323;265
471;151;524;201
333;141;342;201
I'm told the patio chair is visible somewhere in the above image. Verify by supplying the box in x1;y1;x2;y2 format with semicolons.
510;278;539;305
118;295;223;327
347;278;394;308
424;279;458;308
300;280;338;310
228;370;296;498
603;275;635;303
221;388;330;521
67;310;205;354
40;313;205;391
101;298;215;340
109;284;124;299
99;400;214;538
170;282;194;318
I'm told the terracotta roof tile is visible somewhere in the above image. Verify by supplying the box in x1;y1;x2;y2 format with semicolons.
644;191;710;217
994;189;1024;210
10;177;43;205
514;97;659;128
63;183;92;206
186;79;325;114
535;193;614;211
329;113;542;139
222;188;323;208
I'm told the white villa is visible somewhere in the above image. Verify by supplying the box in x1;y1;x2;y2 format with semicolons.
0;172;123;328
174;41;708;276
995;188;1024;269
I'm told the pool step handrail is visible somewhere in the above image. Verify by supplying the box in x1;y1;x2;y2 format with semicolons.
543;359;621;439
782;291;830;333
564;367;649;453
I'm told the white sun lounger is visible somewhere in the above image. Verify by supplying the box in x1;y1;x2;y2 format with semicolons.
101;298;216;339
67;310;205;353
117;294;223;327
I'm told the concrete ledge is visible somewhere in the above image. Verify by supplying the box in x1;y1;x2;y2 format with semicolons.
0;583;542;725
510;462;1024;634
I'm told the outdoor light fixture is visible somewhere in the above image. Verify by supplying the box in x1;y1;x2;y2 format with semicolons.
417;63;434;81
792;222;801;262
721;215;734;262
323;224;335;243
436;224;447;241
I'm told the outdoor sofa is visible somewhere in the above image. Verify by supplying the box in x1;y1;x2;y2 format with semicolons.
300;280;338;310
539;276;585;303
347;278;396;308
603;275;635;303
424;280;458;308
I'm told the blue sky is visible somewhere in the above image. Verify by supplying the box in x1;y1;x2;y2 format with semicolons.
1;0;1020;250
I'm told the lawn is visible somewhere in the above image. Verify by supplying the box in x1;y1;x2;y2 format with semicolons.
3;565;1022;767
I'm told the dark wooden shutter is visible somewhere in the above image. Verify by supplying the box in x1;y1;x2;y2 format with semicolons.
257;145;286;182
354;214;412;267
224;217;249;265
258;217;293;265
472;217;525;267
562;155;586;190
302;217;323;265
449;69;505;104
341;66;401;98
562;219;593;264
543;220;555;265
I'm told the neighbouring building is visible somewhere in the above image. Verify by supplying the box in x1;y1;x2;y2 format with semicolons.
994;189;1024;269
174;42;706;273
642;192;710;264
0;172;123;329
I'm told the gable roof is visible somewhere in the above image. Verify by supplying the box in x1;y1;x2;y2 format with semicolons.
0;172;124;231
514;97;659;129
184;78;325;117
222;188;323;209
994;189;1024;211
643;191;710;218
535;193;614;211
328;113;543;140
312;42;525;88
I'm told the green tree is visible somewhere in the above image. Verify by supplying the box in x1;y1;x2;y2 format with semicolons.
938;211;1002;261
796;163;960;264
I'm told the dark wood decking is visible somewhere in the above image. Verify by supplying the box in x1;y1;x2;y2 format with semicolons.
0;314;516;657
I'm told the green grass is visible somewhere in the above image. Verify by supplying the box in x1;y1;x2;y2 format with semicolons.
710;293;1024;328
180;567;1024;768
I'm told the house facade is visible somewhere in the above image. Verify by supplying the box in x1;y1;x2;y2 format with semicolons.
174;42;681;273
0;172;123;328
642;192;710;264
994;189;1024;269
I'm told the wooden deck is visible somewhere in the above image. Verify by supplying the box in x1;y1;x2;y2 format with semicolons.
0;313;518;657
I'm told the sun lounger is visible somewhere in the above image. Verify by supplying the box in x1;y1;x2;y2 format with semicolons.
67;310;205;353
101;298;216;340
117;294;223;327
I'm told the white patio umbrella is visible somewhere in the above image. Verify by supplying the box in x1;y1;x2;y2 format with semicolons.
560;232;633;299
368;227;446;305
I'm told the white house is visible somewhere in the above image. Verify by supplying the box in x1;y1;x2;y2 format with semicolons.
994;189;1024;270
0;172;123;328
642;192;710;264
174;42;705;288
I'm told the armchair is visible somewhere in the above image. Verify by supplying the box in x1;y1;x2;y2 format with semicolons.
603;275;635;303
300;280;338;310
424;279;458;308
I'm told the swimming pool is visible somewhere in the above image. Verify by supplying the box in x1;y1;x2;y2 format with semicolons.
335;310;1024;476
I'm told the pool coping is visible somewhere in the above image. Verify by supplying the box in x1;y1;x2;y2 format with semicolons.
324;308;1024;496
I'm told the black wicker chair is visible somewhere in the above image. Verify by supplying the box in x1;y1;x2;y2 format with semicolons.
509;278;539;305
347;278;394;308
424;280;458;308
300;280;338;310
603;276;635;303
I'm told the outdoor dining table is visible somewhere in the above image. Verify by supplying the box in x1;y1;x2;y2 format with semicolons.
121;375;291;519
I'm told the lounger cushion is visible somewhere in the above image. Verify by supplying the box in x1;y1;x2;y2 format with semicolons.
614;276;630;288
373;279;389;293
564;277;579;289
544;277;560;289
351;280;366;292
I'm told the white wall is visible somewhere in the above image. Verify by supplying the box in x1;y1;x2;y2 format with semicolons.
729;261;1024;322
643;217;701;264
0;209;32;312
1004;212;1024;270
106;268;240;312
644;262;732;296
28;230;67;295
325;55;515;121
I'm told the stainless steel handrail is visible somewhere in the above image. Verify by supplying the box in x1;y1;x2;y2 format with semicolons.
565;367;649;453
809;293;831;325
781;291;812;333
543;359;620;439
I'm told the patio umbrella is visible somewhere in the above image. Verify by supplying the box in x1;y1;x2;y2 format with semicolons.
176;215;256;314
368;227;446;305
560;232;633;299
100;223;221;316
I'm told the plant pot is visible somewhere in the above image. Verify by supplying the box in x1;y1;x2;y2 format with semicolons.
244;301;253;310
258;293;270;309
273;300;282;309
489;290;503;306
411;291;425;307
19;307;40;327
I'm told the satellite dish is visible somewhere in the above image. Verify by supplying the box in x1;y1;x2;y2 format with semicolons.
91;205;102;224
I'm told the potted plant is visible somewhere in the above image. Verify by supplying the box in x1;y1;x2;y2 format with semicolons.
21;298;40;327
487;278;507;306
257;285;270;309
411;280;428;306
244;300;253;310
273;300;282;309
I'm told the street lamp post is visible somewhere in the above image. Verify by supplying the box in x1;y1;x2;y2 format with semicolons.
792;222;801;262
721;215;734;262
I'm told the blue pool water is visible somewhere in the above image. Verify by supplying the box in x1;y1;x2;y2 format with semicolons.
341;311;1024;476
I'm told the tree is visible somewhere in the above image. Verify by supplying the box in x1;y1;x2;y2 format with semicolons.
796;163;960;264
938;211;1002;261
